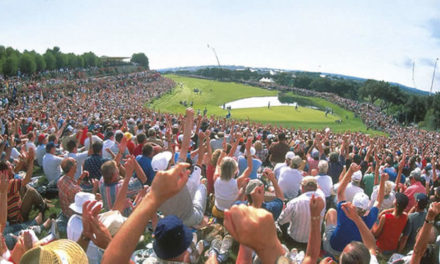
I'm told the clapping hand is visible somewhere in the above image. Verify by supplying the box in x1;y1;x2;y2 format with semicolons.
82;200;112;249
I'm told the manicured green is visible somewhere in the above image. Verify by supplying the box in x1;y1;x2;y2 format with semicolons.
151;75;382;134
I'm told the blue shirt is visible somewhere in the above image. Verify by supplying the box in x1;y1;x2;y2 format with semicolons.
237;156;262;180
136;155;155;185
330;201;379;252
234;198;283;220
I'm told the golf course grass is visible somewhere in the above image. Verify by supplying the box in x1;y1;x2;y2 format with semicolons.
151;75;380;134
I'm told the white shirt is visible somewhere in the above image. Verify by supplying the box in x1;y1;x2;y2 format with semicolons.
368;185;395;211
84;136;103;150
333;182;364;202
316;174;333;197
273;162;287;180
102;139;116;160
278;167;303;200
25;141;36;153
67;215;101;264
42;153;63;182
66;151;89;180
187;166;202;200
277;190;326;243
214;178;238;211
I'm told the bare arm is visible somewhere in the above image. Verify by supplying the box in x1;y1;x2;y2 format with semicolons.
371;214;386;238
337;163;359;202
178;108;194;162
102;163;191;264
303;195;324;264
374;173;388;209
265;168;284;201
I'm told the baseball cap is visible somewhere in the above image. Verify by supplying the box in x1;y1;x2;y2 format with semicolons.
153;215;192;260
352;192;369;211
291;156;303;168
245;179;263;195
311;150;319;159
415;193;428;208
152;151;172;171
285;151;295;160
38;133;47;143
351;171;362;182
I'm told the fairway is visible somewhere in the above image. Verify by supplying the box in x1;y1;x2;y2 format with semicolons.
151;75;375;133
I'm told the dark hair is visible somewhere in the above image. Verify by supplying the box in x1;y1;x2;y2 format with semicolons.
340;241;370;264
66;139;77;152
48;134;56;142
0;160;8;171
142;143;154;157
92;141;103;155
115;132;124;143
136;133;146;144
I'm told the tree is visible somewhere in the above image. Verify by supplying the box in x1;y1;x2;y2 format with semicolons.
358;79;390;104
55;53;67;69
130;53;149;69
82;52;98;67
0;46;5;60
44;52;56;70
19;53;36;75
34;54;46;72
2;55;19;76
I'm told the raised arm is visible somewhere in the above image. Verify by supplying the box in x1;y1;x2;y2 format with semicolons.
102;163;190;264
22;147;34;186
303;195;325;264
178;108;194;162
395;153;406;190
342;202;377;256
337;163;360;202
374;172;388;209
112;156;135;213
264;168;284;201
411;202;440;264
237;137;253;187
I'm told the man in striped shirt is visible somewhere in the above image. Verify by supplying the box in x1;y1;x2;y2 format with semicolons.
277;176;326;245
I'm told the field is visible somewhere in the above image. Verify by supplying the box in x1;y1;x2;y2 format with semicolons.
151;75;378;134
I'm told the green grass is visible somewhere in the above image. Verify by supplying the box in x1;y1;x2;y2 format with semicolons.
150;75;383;134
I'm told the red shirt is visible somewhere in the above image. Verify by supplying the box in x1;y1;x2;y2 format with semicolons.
206;164;215;195
127;140;136;155
376;213;408;251
133;143;144;157
404;181;426;212
7;179;23;223
57;175;82;218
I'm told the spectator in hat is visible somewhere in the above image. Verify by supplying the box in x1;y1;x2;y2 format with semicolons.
146;127;164;147
333;169;364;202
273;151;294;180
278;156;305;200
277;176;326;246
243;168;284;219
42;142;63;183
372;192;409;254
399;193;429;252
19;239;88;264
36;133;48;167
403;168;426;212
66;192;101;264
210;131;225;151
143;215;193;263
322;164;387;256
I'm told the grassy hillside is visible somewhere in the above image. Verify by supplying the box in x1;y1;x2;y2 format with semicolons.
150;75;380;134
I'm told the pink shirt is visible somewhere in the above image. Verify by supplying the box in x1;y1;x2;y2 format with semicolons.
403;181;425;212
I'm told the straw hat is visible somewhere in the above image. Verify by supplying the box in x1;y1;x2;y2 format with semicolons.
20;239;87;264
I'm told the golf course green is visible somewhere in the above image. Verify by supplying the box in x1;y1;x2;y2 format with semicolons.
150;74;376;133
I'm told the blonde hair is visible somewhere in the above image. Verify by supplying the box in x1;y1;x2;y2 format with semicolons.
254;141;263;152
211;149;222;166
220;157;238;181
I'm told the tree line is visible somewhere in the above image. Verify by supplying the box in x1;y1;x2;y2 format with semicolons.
178;67;440;130
0;45;149;77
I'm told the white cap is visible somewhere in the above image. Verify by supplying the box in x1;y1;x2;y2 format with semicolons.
152;151;173;171
245;147;256;156
69;192;96;214
352;192;369;211
285;151;295;160
351;170;362;182
99;210;127;237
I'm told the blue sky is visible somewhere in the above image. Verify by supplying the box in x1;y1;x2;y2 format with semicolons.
1;0;440;92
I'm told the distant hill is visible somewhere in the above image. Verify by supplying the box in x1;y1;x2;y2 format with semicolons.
157;65;430;96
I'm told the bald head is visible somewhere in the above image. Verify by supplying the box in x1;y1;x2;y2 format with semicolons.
61;157;76;176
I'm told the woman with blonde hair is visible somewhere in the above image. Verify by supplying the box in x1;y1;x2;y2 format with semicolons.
213;137;253;218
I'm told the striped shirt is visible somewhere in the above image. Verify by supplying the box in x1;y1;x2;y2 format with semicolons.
7;179;23;223
277;190;326;243
99;177;143;213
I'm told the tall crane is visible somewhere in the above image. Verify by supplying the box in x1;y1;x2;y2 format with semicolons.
430;58;439;94
207;44;221;68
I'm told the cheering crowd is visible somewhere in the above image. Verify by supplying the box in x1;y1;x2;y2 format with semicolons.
1;69;440;264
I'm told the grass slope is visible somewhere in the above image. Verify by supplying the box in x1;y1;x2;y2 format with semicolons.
151;75;378;134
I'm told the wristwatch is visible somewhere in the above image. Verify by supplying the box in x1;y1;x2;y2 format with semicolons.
425;218;435;224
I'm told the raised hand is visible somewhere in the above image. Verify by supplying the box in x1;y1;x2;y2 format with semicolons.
149;163;190;205
310;194;325;217
341;202;359;221
82;200;112;249
0;171;8;194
